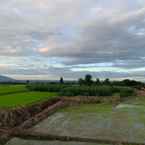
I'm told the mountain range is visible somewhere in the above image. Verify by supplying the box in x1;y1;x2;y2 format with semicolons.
0;75;15;82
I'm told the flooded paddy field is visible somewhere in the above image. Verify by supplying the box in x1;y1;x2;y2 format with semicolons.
6;98;145;145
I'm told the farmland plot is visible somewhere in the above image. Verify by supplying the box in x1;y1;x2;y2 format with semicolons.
6;101;145;145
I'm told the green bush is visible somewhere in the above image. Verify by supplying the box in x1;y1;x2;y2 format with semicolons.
59;85;114;96
27;83;135;97
119;87;135;97
27;83;67;92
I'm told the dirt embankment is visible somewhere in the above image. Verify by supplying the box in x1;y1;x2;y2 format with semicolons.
136;88;145;96
0;98;67;145
0;98;61;128
62;96;120;105
12;130;145;145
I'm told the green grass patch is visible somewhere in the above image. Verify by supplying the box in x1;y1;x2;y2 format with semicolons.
60;104;113;114
0;84;27;95
0;91;58;108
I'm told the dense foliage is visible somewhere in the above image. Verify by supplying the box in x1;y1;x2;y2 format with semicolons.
27;83;67;92
79;75;144;88
26;75;141;97
59;85;135;97
59;85;113;96
27;83;135;97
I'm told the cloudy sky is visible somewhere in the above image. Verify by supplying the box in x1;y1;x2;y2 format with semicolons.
1;0;145;80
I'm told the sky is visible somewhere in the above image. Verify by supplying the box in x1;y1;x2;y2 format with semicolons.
1;0;145;81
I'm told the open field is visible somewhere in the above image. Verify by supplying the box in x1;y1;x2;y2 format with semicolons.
1;83;145;145
0;85;27;95
0;84;58;108
0;91;58;108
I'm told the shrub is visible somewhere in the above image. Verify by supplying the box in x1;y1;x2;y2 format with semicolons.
27;83;67;92
27;83;135;98
119;87;135;97
96;86;113;96
59;85;114;97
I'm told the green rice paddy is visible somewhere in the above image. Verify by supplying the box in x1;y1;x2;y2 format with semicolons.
0;84;58;108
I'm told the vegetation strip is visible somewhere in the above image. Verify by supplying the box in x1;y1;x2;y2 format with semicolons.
0;90;28;97
0;85;27;96
12;130;145;145
0;92;57;108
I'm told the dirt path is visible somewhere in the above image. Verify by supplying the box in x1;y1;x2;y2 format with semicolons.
11;130;145;145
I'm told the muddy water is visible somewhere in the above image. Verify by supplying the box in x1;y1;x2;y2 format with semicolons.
6;104;145;145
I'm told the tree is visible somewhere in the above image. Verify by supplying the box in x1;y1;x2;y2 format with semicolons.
60;77;64;84
104;78;110;85
78;78;84;85
26;80;30;84
96;78;100;85
85;74;93;85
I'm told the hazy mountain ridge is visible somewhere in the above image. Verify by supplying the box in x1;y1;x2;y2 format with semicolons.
0;75;15;82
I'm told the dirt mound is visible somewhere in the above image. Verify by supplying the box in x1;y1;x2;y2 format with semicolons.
0;98;60;128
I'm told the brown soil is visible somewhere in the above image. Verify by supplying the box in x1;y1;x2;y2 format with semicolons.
136;88;145;96
0;98;60;128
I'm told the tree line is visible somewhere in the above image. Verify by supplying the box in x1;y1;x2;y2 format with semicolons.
60;74;144;88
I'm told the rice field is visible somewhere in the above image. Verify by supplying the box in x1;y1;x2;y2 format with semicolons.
0;84;27;95
1;84;145;145
0;84;58;108
7;102;145;145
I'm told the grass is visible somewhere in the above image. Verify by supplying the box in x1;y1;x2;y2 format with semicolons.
0;84;27;95
60;103;113;114
0;84;58;108
0;91;58;108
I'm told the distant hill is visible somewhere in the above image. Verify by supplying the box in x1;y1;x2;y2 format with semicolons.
0;75;15;83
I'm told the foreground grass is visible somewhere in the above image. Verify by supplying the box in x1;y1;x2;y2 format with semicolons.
0;91;58;108
0;84;27;95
